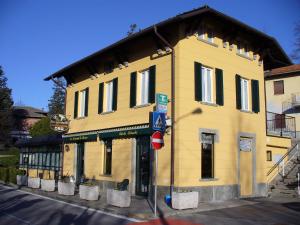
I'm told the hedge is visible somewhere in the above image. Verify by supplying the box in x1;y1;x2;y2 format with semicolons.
0;167;24;184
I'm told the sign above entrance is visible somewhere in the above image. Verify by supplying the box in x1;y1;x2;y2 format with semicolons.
156;93;168;113
63;133;97;143
152;112;166;132
50;114;69;133
151;131;164;150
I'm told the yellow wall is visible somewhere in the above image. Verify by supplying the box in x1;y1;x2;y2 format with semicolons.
62;20;288;195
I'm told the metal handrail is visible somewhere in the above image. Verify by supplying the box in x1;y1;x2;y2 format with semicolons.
267;143;299;176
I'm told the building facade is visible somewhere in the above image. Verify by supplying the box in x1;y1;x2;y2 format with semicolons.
44;6;291;202
265;65;300;140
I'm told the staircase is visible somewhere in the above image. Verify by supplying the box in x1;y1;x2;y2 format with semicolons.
268;143;300;198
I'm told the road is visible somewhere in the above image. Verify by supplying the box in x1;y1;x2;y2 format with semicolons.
0;185;140;225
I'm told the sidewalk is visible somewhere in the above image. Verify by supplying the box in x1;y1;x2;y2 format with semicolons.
2;182;258;221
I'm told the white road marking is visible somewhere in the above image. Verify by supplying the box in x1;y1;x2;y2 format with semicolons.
0;211;31;225
0;185;142;223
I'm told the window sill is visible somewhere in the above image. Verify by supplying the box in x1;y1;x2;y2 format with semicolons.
236;53;253;61
240;109;253;114
100;174;112;177
200;101;218;107
100;110;114;115
133;103;151;109
199;178;219;182
75;116;87;120
197;38;218;48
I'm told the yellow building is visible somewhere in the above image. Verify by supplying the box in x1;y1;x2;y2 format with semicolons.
265;64;300;140
44;6;292;201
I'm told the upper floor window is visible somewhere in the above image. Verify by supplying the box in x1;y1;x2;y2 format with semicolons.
98;78;118;114
130;65;156;108
207;29;214;43
79;89;87;117
140;70;150;105
240;78;249;111
201;66;213;103
274;80;284;95
74;88;89;118
105;81;113;112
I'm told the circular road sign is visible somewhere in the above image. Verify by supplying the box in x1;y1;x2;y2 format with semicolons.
151;131;164;150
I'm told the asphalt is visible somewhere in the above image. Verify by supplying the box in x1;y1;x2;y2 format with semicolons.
0;185;140;225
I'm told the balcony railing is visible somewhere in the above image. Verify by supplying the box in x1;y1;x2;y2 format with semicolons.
282;92;300;113
266;111;296;138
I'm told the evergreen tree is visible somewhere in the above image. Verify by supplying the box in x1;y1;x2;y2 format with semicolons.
0;66;14;144
48;78;66;115
29;117;56;137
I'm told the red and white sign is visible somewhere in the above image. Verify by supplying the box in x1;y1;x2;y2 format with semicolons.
151;131;164;150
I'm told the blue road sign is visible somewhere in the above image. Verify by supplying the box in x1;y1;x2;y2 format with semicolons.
152;112;166;132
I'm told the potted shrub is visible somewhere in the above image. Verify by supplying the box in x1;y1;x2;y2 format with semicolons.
16;170;27;186
107;179;131;207
41;176;55;192
27;176;41;189
79;180;99;201
58;176;75;196
172;190;199;210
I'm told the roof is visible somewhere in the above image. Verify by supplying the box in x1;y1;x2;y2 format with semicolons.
265;64;300;78
13;106;47;119
44;5;291;81
15;134;62;148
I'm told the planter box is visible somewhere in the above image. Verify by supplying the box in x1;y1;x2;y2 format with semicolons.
16;175;27;186
27;177;41;189
107;189;131;207
58;181;75;196
172;191;199;210
79;185;99;201
41;179;55;192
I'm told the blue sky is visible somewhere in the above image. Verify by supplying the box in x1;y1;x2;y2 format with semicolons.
0;0;299;110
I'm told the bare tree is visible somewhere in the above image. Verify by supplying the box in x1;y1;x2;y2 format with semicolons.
291;22;300;63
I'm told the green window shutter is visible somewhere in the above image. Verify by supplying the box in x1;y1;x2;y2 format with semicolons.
112;78;118;111
194;62;202;101
215;68;224;106
84;87;89;117
148;65;156;103
251;79;260;113
235;74;241;109
74;91;78;118
130;72;137;108
98;83;104;114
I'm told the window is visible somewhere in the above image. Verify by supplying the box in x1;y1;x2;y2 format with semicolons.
237;43;243;54
79;89;86;117
140;70;149;105
207;29;214;43
240;78;249;110
201;133;214;179
201;66;213;103
274;80;284;95
267;151;272;161
244;45;250;57
105;81;113;112
103;140;112;175
275;114;286;129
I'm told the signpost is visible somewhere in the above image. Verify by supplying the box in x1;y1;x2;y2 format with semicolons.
156;93;168;114
152;112;166;133
151;131;164;217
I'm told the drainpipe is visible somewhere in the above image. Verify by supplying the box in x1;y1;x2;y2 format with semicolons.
154;26;175;195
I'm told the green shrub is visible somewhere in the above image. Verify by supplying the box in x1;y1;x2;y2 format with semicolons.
0;167;23;184
0;167;8;182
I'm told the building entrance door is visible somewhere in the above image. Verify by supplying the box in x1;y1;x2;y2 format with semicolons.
136;136;151;196
76;142;85;184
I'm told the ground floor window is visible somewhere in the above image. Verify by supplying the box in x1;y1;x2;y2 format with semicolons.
201;133;214;179
103;140;112;175
267;151;272;161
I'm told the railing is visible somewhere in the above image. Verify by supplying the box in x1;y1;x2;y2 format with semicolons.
282;92;300;113
267;143;299;177
266;112;296;138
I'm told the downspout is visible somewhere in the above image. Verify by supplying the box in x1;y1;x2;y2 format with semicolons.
154;26;175;195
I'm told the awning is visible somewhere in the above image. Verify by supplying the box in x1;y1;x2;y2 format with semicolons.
63;131;98;143
98;124;151;139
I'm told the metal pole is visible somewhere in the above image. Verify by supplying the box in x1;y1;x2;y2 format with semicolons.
154;150;158;217
298;173;300;196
